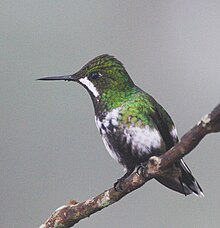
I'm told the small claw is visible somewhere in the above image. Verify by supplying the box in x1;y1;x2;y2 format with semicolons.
114;179;124;192
136;165;146;178
113;168;135;191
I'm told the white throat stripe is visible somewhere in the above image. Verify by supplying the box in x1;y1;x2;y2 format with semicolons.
79;77;99;97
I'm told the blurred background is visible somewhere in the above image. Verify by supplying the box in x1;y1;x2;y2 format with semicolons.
1;1;220;227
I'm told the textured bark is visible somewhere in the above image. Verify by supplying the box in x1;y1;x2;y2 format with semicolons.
40;103;220;228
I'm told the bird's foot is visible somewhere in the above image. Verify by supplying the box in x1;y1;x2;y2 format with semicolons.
113;167;135;191
136;164;146;178
114;177;126;192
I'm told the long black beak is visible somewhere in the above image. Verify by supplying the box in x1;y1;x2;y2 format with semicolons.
37;74;78;81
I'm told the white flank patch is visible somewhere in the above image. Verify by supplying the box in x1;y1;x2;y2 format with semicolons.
124;125;162;156
102;134;120;163
170;126;178;139
79;77;99;97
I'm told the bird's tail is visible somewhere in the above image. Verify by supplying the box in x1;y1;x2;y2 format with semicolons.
155;159;204;197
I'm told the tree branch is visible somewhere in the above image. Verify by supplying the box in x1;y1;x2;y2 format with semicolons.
40;103;220;228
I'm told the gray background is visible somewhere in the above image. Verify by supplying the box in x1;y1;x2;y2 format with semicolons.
1;1;220;227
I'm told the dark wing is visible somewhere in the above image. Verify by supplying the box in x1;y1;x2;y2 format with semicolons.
149;96;203;196
150;97;178;150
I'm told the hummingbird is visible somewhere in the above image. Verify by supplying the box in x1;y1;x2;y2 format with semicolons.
38;54;203;197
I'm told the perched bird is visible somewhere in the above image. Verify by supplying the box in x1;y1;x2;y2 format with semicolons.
38;54;203;197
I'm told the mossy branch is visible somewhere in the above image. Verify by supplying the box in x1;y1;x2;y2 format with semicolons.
40;103;220;228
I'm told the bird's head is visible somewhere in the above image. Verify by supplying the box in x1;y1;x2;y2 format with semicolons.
38;55;135;109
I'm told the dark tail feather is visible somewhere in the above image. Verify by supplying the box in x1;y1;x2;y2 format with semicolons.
155;159;204;197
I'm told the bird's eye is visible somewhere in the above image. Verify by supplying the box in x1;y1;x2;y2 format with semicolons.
89;72;102;80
